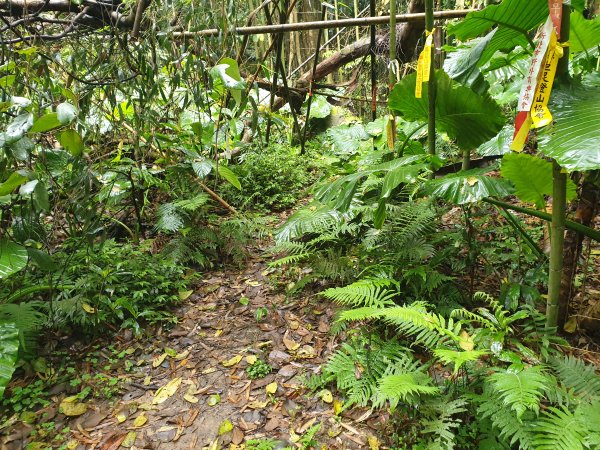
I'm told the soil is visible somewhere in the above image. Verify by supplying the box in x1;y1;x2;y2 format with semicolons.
1;241;384;450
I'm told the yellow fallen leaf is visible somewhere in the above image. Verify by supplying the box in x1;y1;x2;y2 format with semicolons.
466;176;479;186
214;329;223;337
219;419;233;435
116;412;128;423
333;399;343;415
66;440;79;450
152;353;167;368
207;439;219;450
137;402;156;411
152;377;182;405
320;389;333;403
133;414;147;428
459;330;475;351
202;367;217;375
179;290;194;300
296;345;316;359
283;336;300;351
175;349;190;360
59;396;87;417
82;303;95;314
184;394;199;404
265;382;278;395
246;355;257;365
563;316;578;333
208;394;221;406
367;435;380;450
246;399;269;409
143;376;152;386
121;431;137;448
221;355;242;367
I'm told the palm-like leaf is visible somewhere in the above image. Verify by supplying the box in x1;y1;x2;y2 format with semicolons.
0;239;28;279
0;322;19;399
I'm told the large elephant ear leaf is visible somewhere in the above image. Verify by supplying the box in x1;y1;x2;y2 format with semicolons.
0;322;19;399
501;153;577;209
569;11;600;53
421;168;513;205
389;70;505;150
538;85;600;172
447;0;547;67
0;240;28;279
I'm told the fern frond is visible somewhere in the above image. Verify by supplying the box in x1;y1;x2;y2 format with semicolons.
476;394;536;449
421;398;468;450
377;373;439;410
155;202;186;232
488;366;549;419
174;193;209;211
322;278;396;308
532;405;587;450
0;302;46;352
550;355;600;400
268;252;312;267
275;204;350;243
433;349;488;375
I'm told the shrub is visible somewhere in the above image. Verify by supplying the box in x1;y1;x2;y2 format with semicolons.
222;144;317;211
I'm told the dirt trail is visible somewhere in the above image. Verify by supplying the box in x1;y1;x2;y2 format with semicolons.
2;244;380;449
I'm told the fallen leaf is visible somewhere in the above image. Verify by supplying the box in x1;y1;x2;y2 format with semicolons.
246;399;269;409
296;345;316;359
152;353;167;368
214;329;223;337
201;367;217;375
207;394;221;406
179;290;194;300
82;303;96;314
218;419;233;435
132;414;147;428
59;396;88;417
368;435;380;450
466;176;479;186
207;439;219;450
164;348;177;357
152;377;182;405
320;389;333;403
115;413;128;423
563;316;577;333
265;382;278;395
121;431;137;448
232;427;244;445
175;349;190;360
283;335;301;351
333;399;344;415
459;330;475;351
246;355;257;365
221;355;242;367
143;376;152;386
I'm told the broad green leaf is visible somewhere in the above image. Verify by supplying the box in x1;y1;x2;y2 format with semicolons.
538;85;600;172
421;168;514;204
56;102;78;124
477;125;514;157
501;153;577;209
9;137;34;160
569;11;600;53
443;32;493;93
30;113;62;133
0;239;28;279
216;165;241;190
448;0;547;66
327;124;370;154
308;95;331;119
389;70;505;150
5;113;33;143
192;159;213;178
58;129;84;156
0;172;28;196
210;58;245;104
380;164;426;199
0;322;19;399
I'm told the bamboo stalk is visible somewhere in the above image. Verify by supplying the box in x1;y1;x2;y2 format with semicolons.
425;0;436;173
369;0;377;121
172;10;472;37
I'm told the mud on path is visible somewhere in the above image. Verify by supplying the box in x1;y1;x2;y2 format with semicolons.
2;244;385;450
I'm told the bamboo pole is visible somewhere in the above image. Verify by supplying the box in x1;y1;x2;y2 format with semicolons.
369;0;377;121
425;0;436;172
388;0;397;147
546;5;571;329
171;10;472;37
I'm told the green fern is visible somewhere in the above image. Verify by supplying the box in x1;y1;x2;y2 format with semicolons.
0;302;45;353
377;372;439;410
275;204;352;243
321;278;397;308
433;349;488;375
488;365;549;419
531;405;587;450
550;355;600;400
155;202;186;232
421;398;468;450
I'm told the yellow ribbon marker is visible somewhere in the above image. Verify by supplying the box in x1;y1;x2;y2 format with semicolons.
530;33;566;129
415;28;435;99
